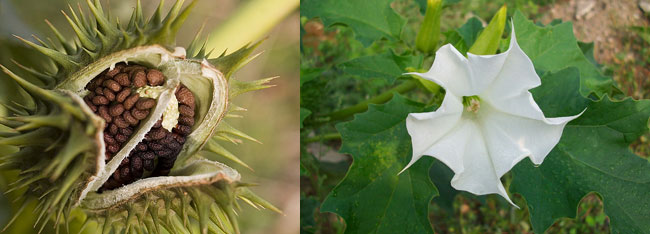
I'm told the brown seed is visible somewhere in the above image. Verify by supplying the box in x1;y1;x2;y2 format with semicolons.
133;70;147;87
120;157;130;167
106;66;121;77
84;99;98;112
94;87;104;96
172;133;186;144
159;134;173;145
136;143;148;151
132;109;149;120
124;94;139;109
178;105;194;117
92;77;106;89
114;73;130;86
123;65;144;73
149;128;167;140
122;111;139;126
104;88;116;101
146;69;164;86
143;159;155;171
153;119;162;128
173;125;192;136
156;149;172;157
141;151;155;160
109;104;124;116
108;144;120;153
116;89;131;102
114;116;129;128
108;124;118;135
92;95;109;105
115;134;128;143
104;135;116;145
120;167;130;179
98;106;112;123
130;156;142;171
178;116;194;126
120;127;133;136
169;140;181;149
135;98;156;110
103;79;121;92
176;87;195;107
112;170;121;181
148;142;164;151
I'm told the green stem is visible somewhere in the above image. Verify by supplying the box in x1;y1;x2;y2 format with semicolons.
303;133;342;143
205;0;299;57
323;80;418;122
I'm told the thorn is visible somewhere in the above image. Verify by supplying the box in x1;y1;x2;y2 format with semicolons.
12;35;78;69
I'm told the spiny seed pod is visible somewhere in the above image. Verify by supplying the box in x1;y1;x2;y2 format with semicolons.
0;0;279;233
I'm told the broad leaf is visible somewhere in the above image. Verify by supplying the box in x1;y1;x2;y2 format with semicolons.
321;95;437;234
340;51;423;83
300;195;319;234
442;17;484;56
512;67;650;234
457;17;483;50
512;11;618;97
301;0;405;46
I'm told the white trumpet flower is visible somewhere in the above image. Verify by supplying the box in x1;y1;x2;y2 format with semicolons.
402;26;584;207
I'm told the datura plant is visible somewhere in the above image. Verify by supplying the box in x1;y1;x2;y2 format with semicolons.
302;0;650;233
0;0;279;233
402;25;584;207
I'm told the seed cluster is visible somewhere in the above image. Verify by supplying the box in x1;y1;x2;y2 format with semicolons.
83;63;196;191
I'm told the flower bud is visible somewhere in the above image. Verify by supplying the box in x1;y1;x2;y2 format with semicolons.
469;5;507;55
415;0;443;53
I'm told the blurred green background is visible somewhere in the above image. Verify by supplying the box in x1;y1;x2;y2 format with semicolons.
0;0;299;233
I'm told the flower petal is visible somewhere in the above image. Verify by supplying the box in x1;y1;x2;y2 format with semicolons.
478;102;582;167
403;91;463;173
480;25;543;116
406;45;476;96
445;119;517;207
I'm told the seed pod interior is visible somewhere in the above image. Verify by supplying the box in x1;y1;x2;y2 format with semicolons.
0;0;279;233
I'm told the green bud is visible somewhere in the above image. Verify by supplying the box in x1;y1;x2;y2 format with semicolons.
415;0;443;54
469;5;507;55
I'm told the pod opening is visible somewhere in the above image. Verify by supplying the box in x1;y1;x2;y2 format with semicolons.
82;62;196;191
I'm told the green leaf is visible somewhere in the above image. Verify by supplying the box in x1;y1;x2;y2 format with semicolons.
531;68;590;117
457;17;484;49
300;108;312;128
512;11;618;97
300;66;323;87
577;41;599;68
442;17;483;56
340;51;423;83
301;0;405;46
300;195;319;233
321;95;437;234
512;67;650;234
